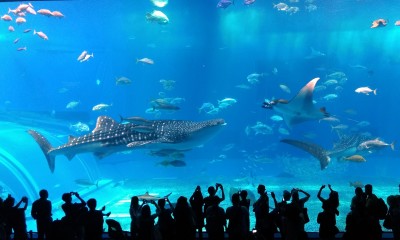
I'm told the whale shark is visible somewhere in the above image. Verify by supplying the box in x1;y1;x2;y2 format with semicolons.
281;134;375;170
28;116;226;172
263;77;329;127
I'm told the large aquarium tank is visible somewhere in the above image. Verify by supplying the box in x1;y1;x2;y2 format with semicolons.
0;0;399;233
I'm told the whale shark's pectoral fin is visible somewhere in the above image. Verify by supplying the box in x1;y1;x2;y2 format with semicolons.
127;141;154;148
281;138;331;170
271;78;329;127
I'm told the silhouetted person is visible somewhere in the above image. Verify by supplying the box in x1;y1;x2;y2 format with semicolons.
364;184;382;240
317;185;339;240
343;187;366;240
138;201;159;240
156;198;175;240
189;185;204;240
271;190;291;240
173;196;196;240
130;196;144;240
82;198;104;240
386;195;400;240
239;190;250;232
253;184;273;240
204;183;225;214
61;192;87;240
3;195;28;240
205;198;226;240
284;188;310;240
0;197;5;240
106;219;126;240
31;189;52;240
226;193;249;240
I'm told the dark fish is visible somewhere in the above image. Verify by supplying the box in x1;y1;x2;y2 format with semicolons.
151;99;180;111
263;78;329;127
28;116;225;172
149;149;186;159
158;160;186;167
217;0;234;8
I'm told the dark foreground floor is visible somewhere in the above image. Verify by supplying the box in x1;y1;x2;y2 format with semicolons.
22;231;396;239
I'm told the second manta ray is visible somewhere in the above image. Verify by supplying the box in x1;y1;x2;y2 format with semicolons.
281;134;394;170
28;116;226;173
262;77;329;127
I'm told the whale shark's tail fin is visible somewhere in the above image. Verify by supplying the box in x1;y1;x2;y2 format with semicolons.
27;130;55;173
281;139;330;170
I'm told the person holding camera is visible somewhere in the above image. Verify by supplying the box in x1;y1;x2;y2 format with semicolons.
61;191;87;239
3;195;28;240
203;183;225;213
190;185;204;239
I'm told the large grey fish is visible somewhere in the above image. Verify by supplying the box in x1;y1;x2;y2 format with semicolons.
281;134;373;170
28;116;225;173
262;78;329;127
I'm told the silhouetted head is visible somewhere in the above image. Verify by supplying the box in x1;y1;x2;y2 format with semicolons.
355;187;363;197
176;196;188;208
365;184;373;195
208;186;216;196
257;184;266;195
240;190;248;199
232;193;240;205
141;204;151;218
158;198;166;209
4;195;15;207
283;190;291;201
130;196;139;207
291;190;299;202
39;189;48;199
62;193;72;203
87;198;97;210
387;195;396;208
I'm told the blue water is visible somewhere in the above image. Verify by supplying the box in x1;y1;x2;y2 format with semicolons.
0;0;400;233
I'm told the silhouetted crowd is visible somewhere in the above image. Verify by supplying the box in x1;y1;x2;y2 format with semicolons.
0;183;399;240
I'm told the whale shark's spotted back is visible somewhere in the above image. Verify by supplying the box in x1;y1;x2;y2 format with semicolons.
28;116;225;172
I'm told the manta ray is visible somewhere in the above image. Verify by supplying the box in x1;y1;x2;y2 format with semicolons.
28;116;225;172
263;78;329;127
281;134;376;170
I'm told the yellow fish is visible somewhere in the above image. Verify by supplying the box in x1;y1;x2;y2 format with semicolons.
344;155;366;162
